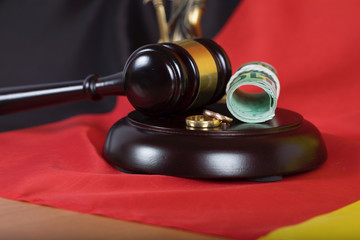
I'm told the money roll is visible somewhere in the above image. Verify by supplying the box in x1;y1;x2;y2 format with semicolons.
225;62;280;123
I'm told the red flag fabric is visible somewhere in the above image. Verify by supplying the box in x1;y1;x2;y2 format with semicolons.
1;1;360;239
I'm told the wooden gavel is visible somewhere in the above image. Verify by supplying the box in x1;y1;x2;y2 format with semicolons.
0;38;231;116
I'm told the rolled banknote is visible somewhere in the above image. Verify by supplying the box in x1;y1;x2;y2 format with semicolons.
225;62;280;123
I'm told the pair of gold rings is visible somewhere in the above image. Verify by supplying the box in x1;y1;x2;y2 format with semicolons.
185;110;233;129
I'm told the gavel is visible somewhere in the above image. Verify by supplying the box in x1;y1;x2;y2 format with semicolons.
0;38;231;116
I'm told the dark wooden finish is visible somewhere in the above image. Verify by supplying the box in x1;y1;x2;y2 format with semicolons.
0;38;231;116
104;104;327;180
0;73;125;114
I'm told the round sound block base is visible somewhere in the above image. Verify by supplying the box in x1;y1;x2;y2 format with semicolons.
103;104;327;180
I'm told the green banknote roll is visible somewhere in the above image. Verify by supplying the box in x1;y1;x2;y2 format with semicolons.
225;62;280;123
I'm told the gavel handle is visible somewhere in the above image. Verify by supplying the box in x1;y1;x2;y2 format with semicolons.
0;72;125;114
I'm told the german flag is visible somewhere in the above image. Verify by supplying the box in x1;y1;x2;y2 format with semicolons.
1;1;360;239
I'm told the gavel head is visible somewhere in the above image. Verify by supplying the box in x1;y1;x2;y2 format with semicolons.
123;38;232;116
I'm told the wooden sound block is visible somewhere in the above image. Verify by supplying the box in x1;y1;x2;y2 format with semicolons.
103;104;327;180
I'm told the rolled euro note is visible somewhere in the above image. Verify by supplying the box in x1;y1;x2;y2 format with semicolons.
225;62;280;123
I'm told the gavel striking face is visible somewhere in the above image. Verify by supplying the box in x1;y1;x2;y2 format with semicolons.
0;38;232;116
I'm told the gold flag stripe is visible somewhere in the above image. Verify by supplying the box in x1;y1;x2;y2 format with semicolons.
258;200;360;240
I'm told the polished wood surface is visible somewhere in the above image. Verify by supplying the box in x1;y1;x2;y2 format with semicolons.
0;39;231;117
0;197;227;240
105;105;327;179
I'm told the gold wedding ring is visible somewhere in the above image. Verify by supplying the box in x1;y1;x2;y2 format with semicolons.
203;109;233;123
185;115;221;128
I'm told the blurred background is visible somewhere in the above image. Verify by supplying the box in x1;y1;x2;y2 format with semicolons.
0;0;240;132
